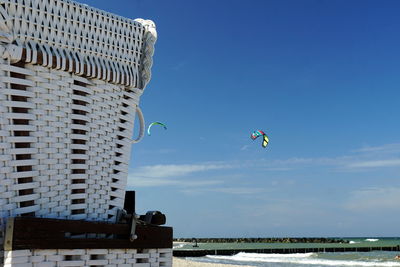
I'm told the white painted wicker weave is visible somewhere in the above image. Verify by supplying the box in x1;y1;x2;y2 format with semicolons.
0;0;166;266
0;59;142;221
3;248;172;267
0;0;157;89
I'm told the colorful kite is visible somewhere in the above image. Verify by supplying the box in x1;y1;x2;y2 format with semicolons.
251;130;269;148
147;122;167;136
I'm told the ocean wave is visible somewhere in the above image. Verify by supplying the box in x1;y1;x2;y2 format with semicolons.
366;239;379;242
210;252;316;259
172;243;185;249
350;241;361;244
206;252;400;266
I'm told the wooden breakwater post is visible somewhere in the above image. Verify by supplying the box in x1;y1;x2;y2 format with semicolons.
0;1;173;266
173;246;400;257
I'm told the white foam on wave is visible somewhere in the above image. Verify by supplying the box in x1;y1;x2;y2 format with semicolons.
208;252;315;260
206;252;400;267
172;243;185;249
350;241;361;244
366;238;379;242
207;252;314;262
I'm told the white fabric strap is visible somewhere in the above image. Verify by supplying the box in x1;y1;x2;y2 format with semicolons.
131;106;145;144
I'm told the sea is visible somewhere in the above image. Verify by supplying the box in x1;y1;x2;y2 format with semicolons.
176;238;400;267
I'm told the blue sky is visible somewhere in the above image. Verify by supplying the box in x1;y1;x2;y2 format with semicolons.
80;0;400;237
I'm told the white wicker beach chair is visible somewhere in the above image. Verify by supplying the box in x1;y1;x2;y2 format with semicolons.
0;0;172;266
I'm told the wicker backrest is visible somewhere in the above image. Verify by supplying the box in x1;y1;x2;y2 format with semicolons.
0;0;156;89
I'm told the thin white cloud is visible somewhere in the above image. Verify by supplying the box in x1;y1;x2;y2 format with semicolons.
128;143;400;188
344;187;400;212
257;156;348;168
131;163;233;179
180;186;266;196
258;143;400;171
127;162;232;187
128;177;176;187
346;159;400;169
127;175;222;187
270;157;315;165
342;143;400;170
212;187;265;195
256;148;400;171
263;167;292;171
352;143;400;154
240;145;250;151
138;148;176;154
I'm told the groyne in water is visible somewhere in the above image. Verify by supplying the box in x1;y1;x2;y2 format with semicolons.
173;238;400;257
173;245;400;257
174;237;348;243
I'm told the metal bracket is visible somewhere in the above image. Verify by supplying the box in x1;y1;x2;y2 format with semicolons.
115;208;138;242
129;213;139;242
4;217;14;250
116;209;164;242
116;209;128;224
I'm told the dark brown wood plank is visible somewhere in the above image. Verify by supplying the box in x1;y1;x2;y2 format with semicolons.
124;191;135;214
11;217;172;250
13;217;130;236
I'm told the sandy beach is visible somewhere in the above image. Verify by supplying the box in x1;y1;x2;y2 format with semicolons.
173;257;253;267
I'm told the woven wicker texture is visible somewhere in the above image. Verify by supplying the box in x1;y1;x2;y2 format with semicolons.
0;57;141;220
0;59;147;265
0;0;157;89
3;248;172;267
0;0;159;263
